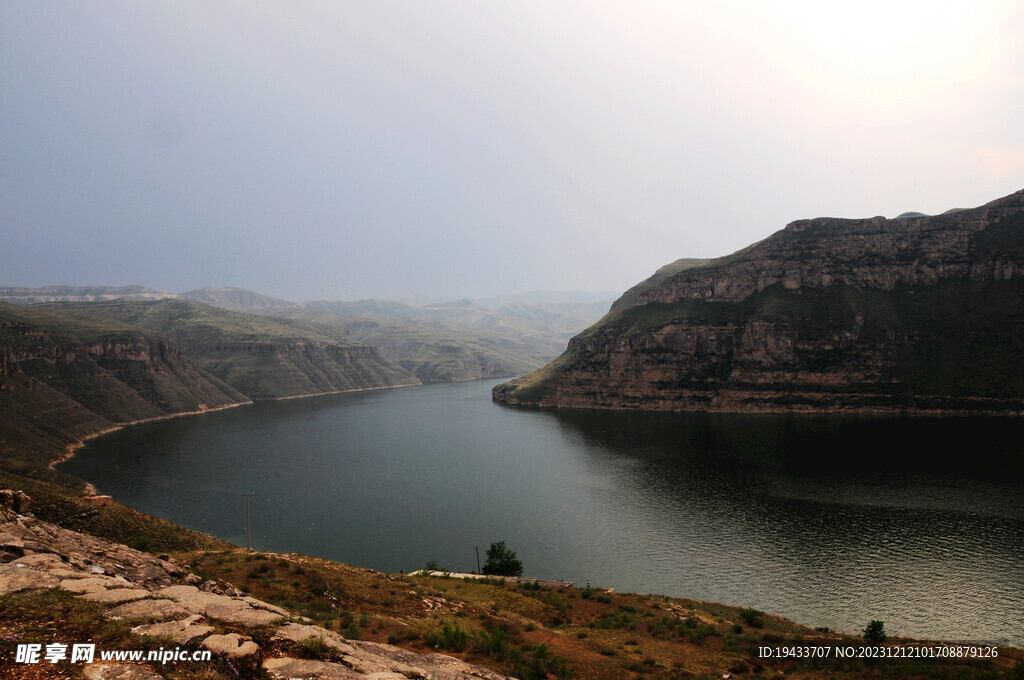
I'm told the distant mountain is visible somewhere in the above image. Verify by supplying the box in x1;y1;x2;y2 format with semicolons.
473;290;620;308
178;286;298;311
4;285;617;385
0;285;174;305
248;297;616;384
46;300;419;400
0;301;247;468
495;188;1024;413
269;306;549;383
304;299;425;319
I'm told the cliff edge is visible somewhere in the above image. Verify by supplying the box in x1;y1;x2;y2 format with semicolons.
494;188;1024;413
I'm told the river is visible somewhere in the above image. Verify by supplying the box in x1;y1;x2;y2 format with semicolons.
61;379;1024;646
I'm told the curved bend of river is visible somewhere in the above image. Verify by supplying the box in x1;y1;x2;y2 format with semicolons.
61;379;1024;647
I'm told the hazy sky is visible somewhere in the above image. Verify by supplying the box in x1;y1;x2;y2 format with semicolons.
3;1;1023;301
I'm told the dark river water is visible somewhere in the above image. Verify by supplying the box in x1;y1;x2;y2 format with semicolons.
61;379;1024;646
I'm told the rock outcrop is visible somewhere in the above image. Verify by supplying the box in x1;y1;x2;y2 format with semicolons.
495;188;1024;413
40;299;422;399
0;302;249;467
0;491;512;680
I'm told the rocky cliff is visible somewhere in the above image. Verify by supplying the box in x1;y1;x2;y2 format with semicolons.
0;302;249;468
43;300;421;400
494;188;1024;413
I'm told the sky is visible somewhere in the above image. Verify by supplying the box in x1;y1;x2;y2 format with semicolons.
2;1;1023;301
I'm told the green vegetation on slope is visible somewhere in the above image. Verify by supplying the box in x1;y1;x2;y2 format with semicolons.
0;302;247;463
46;299;420;398
174;550;1024;680
609;257;712;311
499;277;1024;406
272;306;553;383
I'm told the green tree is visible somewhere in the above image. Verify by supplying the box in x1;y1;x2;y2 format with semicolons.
482;540;523;577
863;619;887;643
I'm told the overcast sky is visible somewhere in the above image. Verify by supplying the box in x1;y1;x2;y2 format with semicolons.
3;1;1023;301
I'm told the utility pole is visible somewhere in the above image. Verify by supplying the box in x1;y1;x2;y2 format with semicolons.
242;492;254;550
475;546;481;574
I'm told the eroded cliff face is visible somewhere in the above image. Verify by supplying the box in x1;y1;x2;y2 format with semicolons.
181;340;420;399
33;299;424;399
0;304;251;467
495;189;1024;413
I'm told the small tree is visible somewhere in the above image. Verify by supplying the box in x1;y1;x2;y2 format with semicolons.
863;619;887;643
482;540;523;577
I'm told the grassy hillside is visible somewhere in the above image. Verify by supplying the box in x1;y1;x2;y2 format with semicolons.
168;550;1023;680
272;306;555;382
46;299;420;399
0;301;248;528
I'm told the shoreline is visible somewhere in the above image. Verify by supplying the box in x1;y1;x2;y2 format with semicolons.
50;401;251;471
265;380;421;401
50;380;422;471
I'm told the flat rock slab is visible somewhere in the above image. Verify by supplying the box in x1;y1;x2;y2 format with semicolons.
273;622;356;654
106;597;191;621
133;615;214;645
9;553;66;569
81;587;151;603
264;657;365;679
352;640;513;680
61;575;130;594
155;584;284;626
0;565;60;595
239;594;290;616
202;632;260;661
83;662;163;680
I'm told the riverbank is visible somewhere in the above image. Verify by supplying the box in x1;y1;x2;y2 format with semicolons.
3;491;1021;680
57;378;1024;649
4;382;1022;678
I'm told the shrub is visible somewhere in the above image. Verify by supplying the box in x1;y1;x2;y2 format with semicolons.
863;620;887;643
423;623;468;651
300;635;330;659
128;535;155;552
473;628;509;657
739;608;764;628
482;541;523;577
510;643;571;680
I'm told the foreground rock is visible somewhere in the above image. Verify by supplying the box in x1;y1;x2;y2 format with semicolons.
0;491;514;679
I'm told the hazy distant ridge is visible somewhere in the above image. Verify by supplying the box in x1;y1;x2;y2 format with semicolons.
2;287;617;384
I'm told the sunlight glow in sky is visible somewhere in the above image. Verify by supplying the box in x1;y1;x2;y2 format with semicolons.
2;1;1022;300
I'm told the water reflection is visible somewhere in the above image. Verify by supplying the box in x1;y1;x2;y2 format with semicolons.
63;381;1024;646
550;408;1024;644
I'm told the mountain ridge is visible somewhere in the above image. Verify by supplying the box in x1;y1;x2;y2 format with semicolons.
40;299;421;400
494;188;1024;413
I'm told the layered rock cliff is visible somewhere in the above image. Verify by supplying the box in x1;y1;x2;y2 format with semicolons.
494;188;1024;413
0;302;249;468
44;300;421;399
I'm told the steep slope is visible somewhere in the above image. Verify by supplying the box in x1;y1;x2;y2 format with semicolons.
271;305;546;383
495;188;1024;413
0;302;248;469
47;300;421;399
418;298;616;344
0;285;174;305
178;285;298;312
